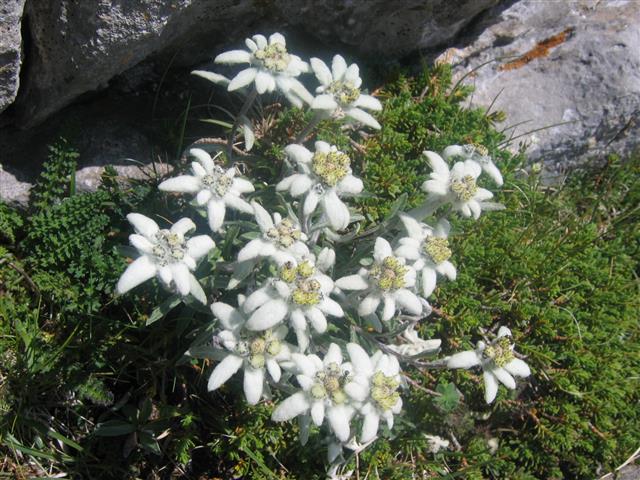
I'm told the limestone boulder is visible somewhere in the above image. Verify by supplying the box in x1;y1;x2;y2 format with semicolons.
439;0;640;170
0;0;26;114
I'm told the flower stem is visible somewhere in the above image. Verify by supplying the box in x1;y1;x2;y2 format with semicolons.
228;88;258;161
294;111;323;143
407;198;445;221
299;203;308;234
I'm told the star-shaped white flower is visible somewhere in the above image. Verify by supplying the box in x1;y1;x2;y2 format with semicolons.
242;252;343;351
443;144;503;186
215;33;313;107
343;344;403;444
272;344;357;443
310;55;382;129
395;214;456;298
277;141;363;231
420;151;496;220
446;326;531;404
206;298;292;405
237;201;309;265
116;214;215;299
158;148;254;232
335;237;423;322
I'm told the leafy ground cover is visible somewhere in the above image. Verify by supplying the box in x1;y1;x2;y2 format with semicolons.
0;65;638;479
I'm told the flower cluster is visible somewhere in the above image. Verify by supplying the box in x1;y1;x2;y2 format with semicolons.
237;201;309;265
243;253;343;351
116;214;214;300
416;150;502;220
206;296;293;405
447;326;531;403
158;148;254;232
215;33;312;107
271;343;403;457
336;238;422;322
278;141;363;231
116;32;531;474
310;55;382;129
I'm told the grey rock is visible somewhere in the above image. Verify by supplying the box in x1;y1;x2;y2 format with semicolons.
600;462;640;480
9;0;497;127
276;0;498;58
438;0;640;171
0;168;31;206
0;162;173;208
0;0;26;113
0;86;178;207
617;464;640;480
75;163;174;196
71;119;160;194
14;0;234;127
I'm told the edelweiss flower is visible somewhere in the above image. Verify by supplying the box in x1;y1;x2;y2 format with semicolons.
421;151;496;220
243;251;343;351
207;299;292;405
215;33;312;107
116;214;214;298
386;325;441;357
343;344;403;443
395;214;456;298
237;201;309;265
310;55;382;129
443;144;503;186
272;344;356;442
158;149;254;232
277;142;363;231
336;238;422;322
446;327;531;403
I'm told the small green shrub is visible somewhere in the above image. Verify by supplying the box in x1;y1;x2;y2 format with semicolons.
24;189;125;313
0;203;24;244
29;139;79;211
